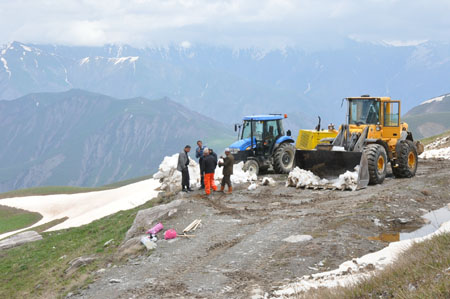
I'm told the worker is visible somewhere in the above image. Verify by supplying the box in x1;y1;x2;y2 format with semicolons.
195;140;206;189
202;147;217;195
177;145;192;192
209;148;217;164
219;148;234;194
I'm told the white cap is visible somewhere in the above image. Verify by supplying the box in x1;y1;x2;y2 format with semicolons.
225;148;231;152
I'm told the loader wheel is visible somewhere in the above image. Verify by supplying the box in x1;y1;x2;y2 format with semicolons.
273;143;296;174
243;160;259;176
392;140;418;178
364;144;387;185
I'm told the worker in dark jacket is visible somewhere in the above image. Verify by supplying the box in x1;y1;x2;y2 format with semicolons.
209;148;217;164
219;148;234;194
195;140;206;189
177;145;192;192
201;147;217;195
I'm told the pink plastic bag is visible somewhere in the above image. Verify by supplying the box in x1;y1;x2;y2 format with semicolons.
164;229;177;240
147;222;164;235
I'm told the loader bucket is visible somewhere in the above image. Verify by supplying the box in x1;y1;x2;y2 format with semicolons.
295;149;369;189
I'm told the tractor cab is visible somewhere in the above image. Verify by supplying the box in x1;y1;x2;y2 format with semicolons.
229;114;295;175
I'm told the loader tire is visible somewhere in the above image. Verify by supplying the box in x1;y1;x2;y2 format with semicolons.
273;143;296;174
243;160;260;176
392;140;418;178
364;144;387;185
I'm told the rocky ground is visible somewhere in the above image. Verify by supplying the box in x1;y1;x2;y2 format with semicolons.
73;159;450;299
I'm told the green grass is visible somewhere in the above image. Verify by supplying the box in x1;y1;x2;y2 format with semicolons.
0;205;42;234
420;129;450;145
300;232;450;299
0;195;167;298
0;174;153;200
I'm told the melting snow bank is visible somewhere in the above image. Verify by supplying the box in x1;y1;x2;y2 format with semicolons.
153;153;257;192
0;178;160;240
419;136;450;160
274;219;450;297
286;167;359;191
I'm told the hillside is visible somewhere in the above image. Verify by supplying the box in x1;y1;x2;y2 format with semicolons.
0;89;233;192
403;93;450;139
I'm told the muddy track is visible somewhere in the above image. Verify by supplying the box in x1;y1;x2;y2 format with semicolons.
74;159;450;299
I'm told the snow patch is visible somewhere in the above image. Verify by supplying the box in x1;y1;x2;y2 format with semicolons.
286;167;359;191
0;178;161;240
109;56;139;65
262;177;276;186
420;147;450;160
282;235;313;243
79;57;90;65
248;183;257;191
21;44;32;52
274;219;450;297
420;95;446;105
1;57;11;78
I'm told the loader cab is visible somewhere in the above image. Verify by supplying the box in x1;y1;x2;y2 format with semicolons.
348;97;381;125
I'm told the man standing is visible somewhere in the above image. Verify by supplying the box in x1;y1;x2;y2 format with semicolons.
196;140;206;189
177;145;192;192
219;148;234;194
201;147;217;196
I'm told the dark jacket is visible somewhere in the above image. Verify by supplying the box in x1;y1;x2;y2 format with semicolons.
210;150;218;163
219;154;234;176
202;154;217;174
177;151;190;172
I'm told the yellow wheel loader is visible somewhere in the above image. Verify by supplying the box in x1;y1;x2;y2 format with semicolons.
295;95;424;189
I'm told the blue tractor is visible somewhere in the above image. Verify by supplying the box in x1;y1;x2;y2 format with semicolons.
229;114;296;175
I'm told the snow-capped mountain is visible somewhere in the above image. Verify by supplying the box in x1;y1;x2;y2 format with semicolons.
404;93;450;139
3;40;450;129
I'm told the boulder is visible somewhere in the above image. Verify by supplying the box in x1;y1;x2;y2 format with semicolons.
0;231;43;250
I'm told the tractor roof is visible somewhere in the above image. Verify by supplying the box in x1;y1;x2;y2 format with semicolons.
243;114;286;121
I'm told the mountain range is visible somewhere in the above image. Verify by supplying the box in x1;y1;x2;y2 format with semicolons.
2;40;450;129
0;89;233;193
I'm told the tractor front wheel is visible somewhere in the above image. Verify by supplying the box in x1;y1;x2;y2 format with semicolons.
243;160;260;176
364;144;387;185
273;143;296;174
392;140;418;178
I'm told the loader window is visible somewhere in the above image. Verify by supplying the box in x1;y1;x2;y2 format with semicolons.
384;102;399;127
349;99;380;125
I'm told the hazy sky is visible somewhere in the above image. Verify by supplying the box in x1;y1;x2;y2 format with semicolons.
1;0;449;49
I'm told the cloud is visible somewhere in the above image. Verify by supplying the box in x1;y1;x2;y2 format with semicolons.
0;0;449;49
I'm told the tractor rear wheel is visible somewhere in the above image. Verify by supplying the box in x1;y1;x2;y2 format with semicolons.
364;144;387;185
392;140;418;178
243;160;260;176
273;143;296;174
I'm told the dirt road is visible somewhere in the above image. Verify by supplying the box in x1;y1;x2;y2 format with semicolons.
74;159;450;298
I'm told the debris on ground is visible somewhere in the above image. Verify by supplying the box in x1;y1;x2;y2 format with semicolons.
262;177;276;186
164;229;177;240
65;256;97;276
183;219;202;233
140;236;157;250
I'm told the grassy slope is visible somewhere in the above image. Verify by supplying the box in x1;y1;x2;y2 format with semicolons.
0;206;42;234
0;196;166;298
306;232;450;299
420;129;450;146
